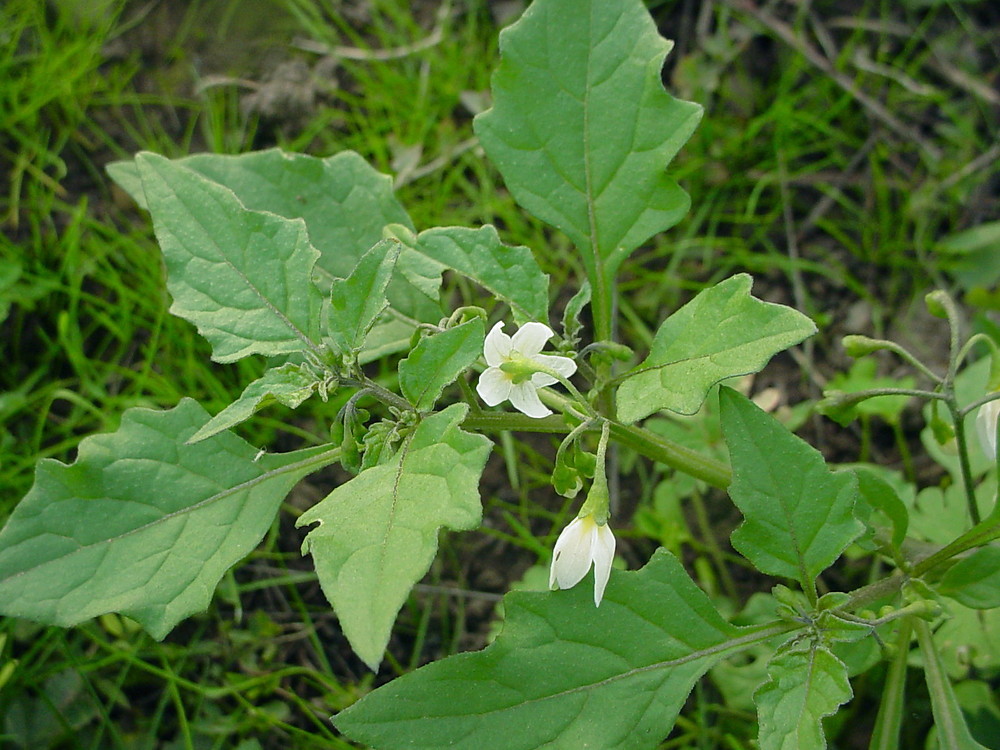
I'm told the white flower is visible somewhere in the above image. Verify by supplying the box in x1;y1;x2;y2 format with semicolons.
549;514;616;606
475;322;577;418
977;396;1000;461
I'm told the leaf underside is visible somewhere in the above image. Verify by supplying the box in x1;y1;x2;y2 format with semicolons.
297;404;492;670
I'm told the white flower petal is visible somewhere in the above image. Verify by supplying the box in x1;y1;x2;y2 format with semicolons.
549;517;594;590
508;381;551;418
977;398;1000;460
483;322;512;367
590;522;616;606
530;371;558;388
510;322;554;357
531;353;578;379
476;367;512;406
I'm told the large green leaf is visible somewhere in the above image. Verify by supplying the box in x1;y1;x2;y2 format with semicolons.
296;404;492;670
110;149;442;356
335;549;752;749
398;319;485;411
754;641;852;750
0;399;333;638
475;0;701;292
405;226;549;326
720;388;862;587
617;274;817;423
135;152;324;363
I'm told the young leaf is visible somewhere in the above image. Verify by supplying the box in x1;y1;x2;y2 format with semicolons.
325;239;401;358
187;363;318;444
0;399;334;638
336;549;751;750
914;619;991;749
617;275;817;423
474;0;702;293
720;388;862;589
135;152;324;363
562;281;591;348
939;546;1000;609
296;404;492;670
406;225;549;326
754;641;853;750
398;319;485;411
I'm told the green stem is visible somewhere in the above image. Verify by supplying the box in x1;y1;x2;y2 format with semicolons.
912;618;983;749
868;617;911;750
947;393;982;526
468;392;733;488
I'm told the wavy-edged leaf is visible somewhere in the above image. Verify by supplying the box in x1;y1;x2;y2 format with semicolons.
111;149;442;356
0;399;333;638
406;226;549;326
398;319;485;411
754;641;852;750
187;364;318;444
474;0;702;289
720;388;862;587
336;549;752;749
135;152;323;362
617;274;817;423
296;404;492;670
325;239;401;358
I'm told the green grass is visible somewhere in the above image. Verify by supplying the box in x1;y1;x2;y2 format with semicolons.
2;0;998;746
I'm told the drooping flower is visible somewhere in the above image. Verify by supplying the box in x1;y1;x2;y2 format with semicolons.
475;322;577;418
976;395;1000;461
549;513;616;606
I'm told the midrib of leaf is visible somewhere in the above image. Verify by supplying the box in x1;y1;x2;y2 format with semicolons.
172;184;318;353
435;620;797;717
1;447;339;584
741;432;812;589
622;331;808;381
582;2;608;342
374;431;416;597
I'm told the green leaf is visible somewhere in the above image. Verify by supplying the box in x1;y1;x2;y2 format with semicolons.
474;0;702;290
406;225;549;326
187;364;318;444
336;549;748;749
110;149;442;356
0;399;333;638
326;239;401;358
398;319;485;411
754;641;852;750
110;149;414;280
853;466;909;553
562;281;591;347
939;546;1000;609
617;275;817;423
134;152;324;363
296;404;492;670
914;619;990;749
720;388;863;588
